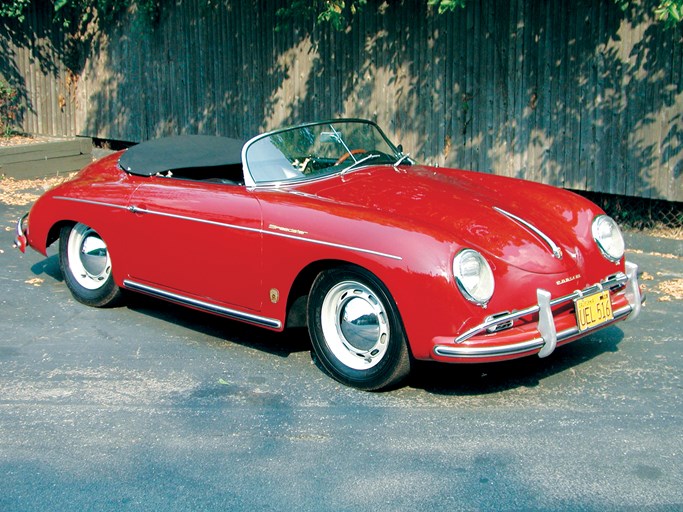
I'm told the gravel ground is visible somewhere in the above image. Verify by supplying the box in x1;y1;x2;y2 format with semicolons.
1;173;681;512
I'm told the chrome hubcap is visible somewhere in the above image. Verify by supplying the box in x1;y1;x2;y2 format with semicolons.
320;281;389;370
67;224;111;290
80;236;108;277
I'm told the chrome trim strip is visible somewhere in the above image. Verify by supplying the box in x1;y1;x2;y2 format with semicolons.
54;196;130;210
435;304;634;359
264;228;403;261
55;196;402;261
494;207;563;259
454;271;629;344
436;269;639;360
123;280;282;329
134;206;402;260
131;206;263;234
611;304;633;319
435;338;544;358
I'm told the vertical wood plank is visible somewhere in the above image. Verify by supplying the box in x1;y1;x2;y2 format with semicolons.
2;0;680;201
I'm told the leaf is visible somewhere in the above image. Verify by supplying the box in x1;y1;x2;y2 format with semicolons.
428;0;467;14
53;0;68;12
654;0;683;27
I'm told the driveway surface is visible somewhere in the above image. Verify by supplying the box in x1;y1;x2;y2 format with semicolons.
1;186;681;511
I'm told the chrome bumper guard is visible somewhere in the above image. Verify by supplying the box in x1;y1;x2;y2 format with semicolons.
14;213;29;253
435;261;643;360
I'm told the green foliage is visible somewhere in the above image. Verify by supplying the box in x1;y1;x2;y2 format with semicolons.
317;0;368;31
615;0;683;28
0;0;160;29
275;0;466;27
0;80;20;138
0;0;31;21
1;0;681;31
275;0;683;30
427;0;466;15
276;0;368;31
654;0;683;27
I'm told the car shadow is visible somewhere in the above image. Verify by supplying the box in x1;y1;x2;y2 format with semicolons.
24;257;628;392
407;326;624;395
128;286;625;394
26;255;310;357
30;254;63;282
124;292;311;358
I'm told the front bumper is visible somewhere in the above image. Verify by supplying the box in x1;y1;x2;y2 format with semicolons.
14;213;29;253
433;261;643;362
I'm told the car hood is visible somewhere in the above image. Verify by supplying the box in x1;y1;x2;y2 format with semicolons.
307;166;597;274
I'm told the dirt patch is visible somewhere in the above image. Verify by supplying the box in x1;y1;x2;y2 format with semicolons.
627;249;679;259
0;174;76;206
0;134;57;147
648;226;683;240
641;271;683;302
656;278;683;302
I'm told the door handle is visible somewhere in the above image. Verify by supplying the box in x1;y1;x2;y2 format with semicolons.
128;205;146;214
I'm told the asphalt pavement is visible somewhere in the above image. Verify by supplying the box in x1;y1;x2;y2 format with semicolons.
1;193;681;511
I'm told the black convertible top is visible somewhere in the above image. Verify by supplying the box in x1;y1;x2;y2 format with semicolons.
119;135;245;176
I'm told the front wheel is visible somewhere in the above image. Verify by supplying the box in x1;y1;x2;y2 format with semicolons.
59;223;122;307
307;266;411;390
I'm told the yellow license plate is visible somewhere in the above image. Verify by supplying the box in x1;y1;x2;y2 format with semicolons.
575;291;614;332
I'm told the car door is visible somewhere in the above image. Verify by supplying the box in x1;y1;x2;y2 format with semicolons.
125;178;263;312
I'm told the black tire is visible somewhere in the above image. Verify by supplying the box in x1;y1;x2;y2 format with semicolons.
307;265;411;391
59;223;122;307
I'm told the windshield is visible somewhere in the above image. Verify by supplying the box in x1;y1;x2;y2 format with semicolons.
243;120;405;185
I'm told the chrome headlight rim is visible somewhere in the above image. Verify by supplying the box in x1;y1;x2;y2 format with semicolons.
453;248;495;306
591;215;625;262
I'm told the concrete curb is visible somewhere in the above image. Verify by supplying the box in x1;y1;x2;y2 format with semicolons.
0;138;92;179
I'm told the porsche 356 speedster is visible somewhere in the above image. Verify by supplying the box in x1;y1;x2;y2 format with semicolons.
15;119;643;390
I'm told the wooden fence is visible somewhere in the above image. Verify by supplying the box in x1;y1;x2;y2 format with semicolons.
1;0;681;201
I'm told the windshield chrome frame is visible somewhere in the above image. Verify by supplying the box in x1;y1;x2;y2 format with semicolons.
241;119;402;188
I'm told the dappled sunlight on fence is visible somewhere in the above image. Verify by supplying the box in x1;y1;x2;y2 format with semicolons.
1;0;680;201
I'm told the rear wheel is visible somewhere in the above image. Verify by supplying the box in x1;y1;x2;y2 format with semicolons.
307;266;411;390
59;223;122;307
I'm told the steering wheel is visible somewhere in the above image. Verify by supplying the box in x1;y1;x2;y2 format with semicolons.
335;148;368;165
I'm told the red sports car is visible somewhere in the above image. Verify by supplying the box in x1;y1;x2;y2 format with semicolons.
15;119;643;390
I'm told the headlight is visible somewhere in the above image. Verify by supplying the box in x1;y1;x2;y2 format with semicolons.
592;215;624;262
453;249;495;305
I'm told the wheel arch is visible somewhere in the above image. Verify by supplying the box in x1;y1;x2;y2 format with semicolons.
285;259;347;328
284;259;411;352
46;219;76;249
